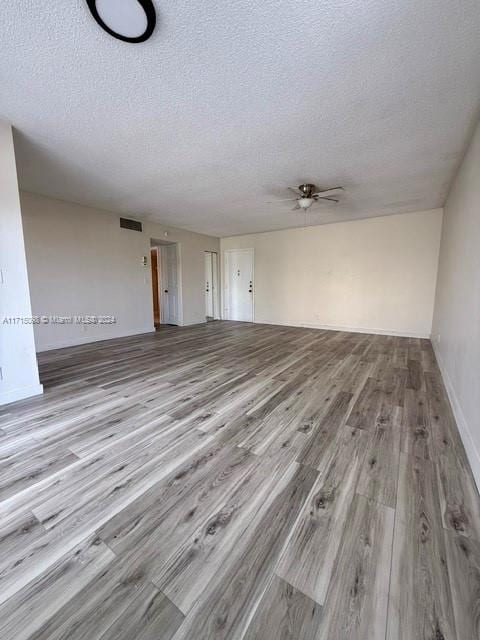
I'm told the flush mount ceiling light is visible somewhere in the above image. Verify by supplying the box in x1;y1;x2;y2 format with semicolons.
86;0;156;43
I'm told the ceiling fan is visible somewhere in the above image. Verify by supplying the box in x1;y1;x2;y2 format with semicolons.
267;183;344;211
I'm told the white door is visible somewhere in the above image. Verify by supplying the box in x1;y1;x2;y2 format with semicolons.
224;249;254;322
161;244;179;324
211;251;219;319
205;252;214;318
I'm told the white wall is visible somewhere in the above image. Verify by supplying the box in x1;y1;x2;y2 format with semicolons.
21;192;219;351
221;209;443;338
0;123;42;404
432;119;480;487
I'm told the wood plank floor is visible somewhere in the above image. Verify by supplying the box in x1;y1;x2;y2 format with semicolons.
0;321;479;639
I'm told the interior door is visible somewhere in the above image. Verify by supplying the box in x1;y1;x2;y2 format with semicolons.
205;252;214;319
224;249;253;322
211;251;219;319
161;244;179;325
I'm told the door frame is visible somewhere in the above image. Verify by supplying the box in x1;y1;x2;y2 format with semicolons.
222;248;254;322
150;247;161;325
205;250;220;321
211;251;220;320
155;242;182;326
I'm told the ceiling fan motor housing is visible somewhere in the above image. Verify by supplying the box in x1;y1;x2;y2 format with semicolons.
298;184;317;197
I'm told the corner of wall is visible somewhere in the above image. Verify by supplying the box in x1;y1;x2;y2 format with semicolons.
0;383;43;406
429;118;480;493
432;340;480;490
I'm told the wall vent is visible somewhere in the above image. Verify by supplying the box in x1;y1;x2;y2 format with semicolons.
120;217;142;232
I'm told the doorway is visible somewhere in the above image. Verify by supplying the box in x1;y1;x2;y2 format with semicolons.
150;240;180;326
204;251;219;321
150;248;160;326
223;248;254;322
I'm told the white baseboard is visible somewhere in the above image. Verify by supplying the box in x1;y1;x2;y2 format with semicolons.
0;383;44;406
36;326;156;352
431;341;480;491
178;320;207;327
252;318;430;339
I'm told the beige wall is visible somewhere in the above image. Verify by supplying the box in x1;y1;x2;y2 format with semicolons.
21;192;219;351
0;124;42;404
432;119;480;487
221;209;443;338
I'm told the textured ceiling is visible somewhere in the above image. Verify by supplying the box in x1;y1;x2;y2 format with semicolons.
2;1;480;237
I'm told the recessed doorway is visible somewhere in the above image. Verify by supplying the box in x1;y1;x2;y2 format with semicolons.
204;251;220;321
151;240;181;326
150;248;160;327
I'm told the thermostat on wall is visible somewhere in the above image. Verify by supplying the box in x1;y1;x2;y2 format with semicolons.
142;256;148;267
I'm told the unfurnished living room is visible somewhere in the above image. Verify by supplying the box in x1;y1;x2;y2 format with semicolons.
1;1;480;639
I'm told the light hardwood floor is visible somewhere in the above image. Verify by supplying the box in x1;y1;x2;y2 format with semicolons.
0;321;479;639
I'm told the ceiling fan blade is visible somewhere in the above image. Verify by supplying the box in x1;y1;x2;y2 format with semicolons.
291;203;300;211
312;187;344;197
288;187;302;196
265;198;298;203
315;196;339;203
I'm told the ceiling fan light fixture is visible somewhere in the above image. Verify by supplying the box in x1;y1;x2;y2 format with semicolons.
298;197;314;209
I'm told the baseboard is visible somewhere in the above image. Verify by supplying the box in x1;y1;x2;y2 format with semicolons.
252;318;430;339
0;383;44;406
178;320;207;327
36;326;156;352
432;340;480;491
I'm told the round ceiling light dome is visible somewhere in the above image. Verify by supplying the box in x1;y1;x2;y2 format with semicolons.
298;197;314;209
86;0;156;43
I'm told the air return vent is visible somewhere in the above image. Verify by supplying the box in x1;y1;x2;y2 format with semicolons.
120;217;142;232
